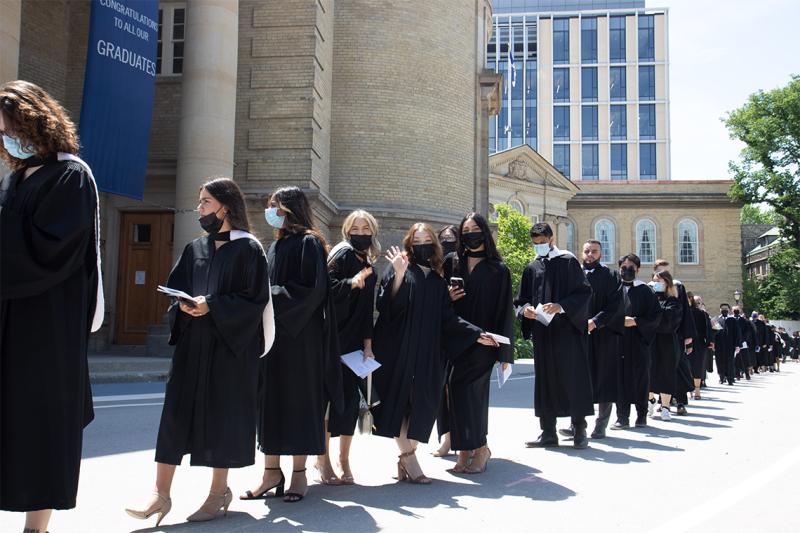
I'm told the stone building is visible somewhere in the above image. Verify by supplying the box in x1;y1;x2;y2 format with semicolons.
744;227;781;280
0;0;501;348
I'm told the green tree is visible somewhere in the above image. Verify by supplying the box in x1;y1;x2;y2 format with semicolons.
725;75;800;248
494;204;535;358
740;204;782;225
744;245;800;319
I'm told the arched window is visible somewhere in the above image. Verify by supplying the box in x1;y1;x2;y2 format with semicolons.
594;218;615;264
509;199;525;215
678;219;699;264
564;220;575;254
636;219;657;264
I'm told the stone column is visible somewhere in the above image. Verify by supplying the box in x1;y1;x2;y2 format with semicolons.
173;0;239;254
0;0;21;84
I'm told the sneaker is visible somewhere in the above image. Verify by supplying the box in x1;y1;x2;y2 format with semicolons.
660;407;671;421
650;406;662;419
647;398;656;417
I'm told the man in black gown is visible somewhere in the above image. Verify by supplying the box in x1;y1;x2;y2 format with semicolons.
714;303;741;385
515;223;593;449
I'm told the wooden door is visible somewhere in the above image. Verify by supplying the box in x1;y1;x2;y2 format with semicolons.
116;212;175;344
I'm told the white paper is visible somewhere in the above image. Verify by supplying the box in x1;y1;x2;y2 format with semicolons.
496;363;512;388
486;332;511;345
741;341;748;349
534;303;555;326
157;285;193;300
340;350;382;379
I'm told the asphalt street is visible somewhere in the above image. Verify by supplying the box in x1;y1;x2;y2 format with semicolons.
3;361;800;533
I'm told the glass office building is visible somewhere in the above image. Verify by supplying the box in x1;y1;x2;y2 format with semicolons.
487;0;670;180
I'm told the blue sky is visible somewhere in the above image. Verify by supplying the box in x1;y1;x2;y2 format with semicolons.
660;0;800;180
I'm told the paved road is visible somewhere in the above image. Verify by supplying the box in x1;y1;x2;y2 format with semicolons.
3;363;800;533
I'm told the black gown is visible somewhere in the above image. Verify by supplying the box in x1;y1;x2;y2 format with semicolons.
446;257;515;451
714;314;741;384
514;251;593;421
327;244;377;437
616;283;661;418
258;233;342;456
372;264;482;442
155;235;270;467
650;294;682;394
754;319;769;367
1;159;98;511
585;266;624;404
689;307;713;379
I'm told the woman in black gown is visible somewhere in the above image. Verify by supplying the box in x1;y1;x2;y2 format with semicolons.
442;213;514;474
372;223;498;484
0;80;103;533
318;209;379;485
246;186;342;504
126;178;272;525
687;292;712;399
648;270;682;422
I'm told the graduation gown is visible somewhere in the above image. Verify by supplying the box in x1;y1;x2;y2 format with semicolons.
327;243;377;437
446;258;515;451
258;233;342;456
754;319;769;367
689;307;713;379
738;317;758;368
651;294;682;394
1;159;98;511
156;235;270;467
372;264;482;442
617;282;662;410
585;265;624;404
714;314;741;382
515;249;593;419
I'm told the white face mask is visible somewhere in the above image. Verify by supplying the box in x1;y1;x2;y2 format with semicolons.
534;243;551;257
2;134;36;160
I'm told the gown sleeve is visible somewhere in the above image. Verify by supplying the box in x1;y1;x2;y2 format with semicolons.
556;256;593;332
206;241;271;357
495;264;515;363
1;163;96;299
361;271;377;342
592;270;624;334
328;247;354;301
272;234;328;338
514;263;535;340
634;288;662;346
165;242;194;345
440;280;482;361
376;265;410;322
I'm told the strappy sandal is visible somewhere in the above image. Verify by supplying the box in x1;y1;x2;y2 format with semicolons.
283;468;308;503
239;467;285;500
397;450;432;484
314;461;343;486
339;459;355;485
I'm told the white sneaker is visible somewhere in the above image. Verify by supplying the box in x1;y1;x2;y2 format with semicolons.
648;399;656;417
660;407;671;421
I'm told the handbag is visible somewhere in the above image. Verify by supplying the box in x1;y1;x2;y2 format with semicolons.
358;373;378;435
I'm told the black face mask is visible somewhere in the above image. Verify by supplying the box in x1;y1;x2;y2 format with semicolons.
412;244;436;266
461;231;484;251
199;209;224;235
721;309;729;317
440;241;457;256
734;310;741;317
584;259;600;270
620;266;636;282
349;234;372;252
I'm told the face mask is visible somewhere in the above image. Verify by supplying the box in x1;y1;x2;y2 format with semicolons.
264;207;285;229
461;231;484;250
583;259;600;270
412;244;436;266
721;309;729;317
2;134;36;160
440;241;457;256
620;266;636;282
349;234;372;252
650;281;665;293
734;310;741;317
534;243;551;257
199;209;224;234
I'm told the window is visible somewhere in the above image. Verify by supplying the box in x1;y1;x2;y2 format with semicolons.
594;219;616;264
582;106;598;140
639;104;656;139
510;199;525;214
639;66;655;101
564;221;575;253
610;66;626;101
609;16;626;62
638;15;655;61
581;67;598;102
678;219;699;264
582;144;599;180
553;68;570;102
581;17;597;64
611;144;627;180
157;5;186;75
554;106;570;140
554;144;571;178
610;105;627;140
640;143;657;180
553;18;570;64
636;219;657;263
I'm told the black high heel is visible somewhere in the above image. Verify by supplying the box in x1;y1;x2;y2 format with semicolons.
283;468;308;503
240;467;285;500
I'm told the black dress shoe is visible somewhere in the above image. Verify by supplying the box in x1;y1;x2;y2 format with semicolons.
745;373;751;380
635;415;648;427
676;405;688;416
573;428;589;449
610;419;630;430
557;427;575;438
525;432;559;448
590;427;606;439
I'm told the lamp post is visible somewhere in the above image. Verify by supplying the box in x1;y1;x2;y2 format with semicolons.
734;289;742;307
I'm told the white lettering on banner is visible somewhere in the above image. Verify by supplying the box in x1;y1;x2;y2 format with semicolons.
96;39;157;77
98;0;159;31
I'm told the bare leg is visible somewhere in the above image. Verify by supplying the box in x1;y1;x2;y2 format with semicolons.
24;509;52;533
433;432;451;457
210;468;229;494
660;393;672;409
339;435;354;482
395;418;426;480
244;454;283;496
693;378;701;398
132;462;176;510
315;421;340;484
284;455;308;501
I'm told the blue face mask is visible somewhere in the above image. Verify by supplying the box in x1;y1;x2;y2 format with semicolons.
2;134;36;160
534;243;551;257
264;207;285;229
650;281;665;293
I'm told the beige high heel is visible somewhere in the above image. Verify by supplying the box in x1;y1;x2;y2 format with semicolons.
186;487;232;522
125;492;172;527
397;450;432;484
464;447;491;474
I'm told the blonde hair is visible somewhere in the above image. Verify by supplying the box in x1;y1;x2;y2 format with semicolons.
341;209;381;263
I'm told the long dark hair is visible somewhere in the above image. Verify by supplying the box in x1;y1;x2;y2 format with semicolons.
201;177;250;232
456;212;502;273
271;186;328;250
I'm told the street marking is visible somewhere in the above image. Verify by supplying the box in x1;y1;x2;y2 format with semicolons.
94;402;164;409
491;374;534;384
93;393;165;403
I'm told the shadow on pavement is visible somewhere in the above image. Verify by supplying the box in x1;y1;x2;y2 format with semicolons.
597;436;684;452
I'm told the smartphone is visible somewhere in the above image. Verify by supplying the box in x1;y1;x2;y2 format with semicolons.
178;296;198;309
450;277;464;291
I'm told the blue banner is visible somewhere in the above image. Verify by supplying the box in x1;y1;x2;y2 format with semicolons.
79;0;159;200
